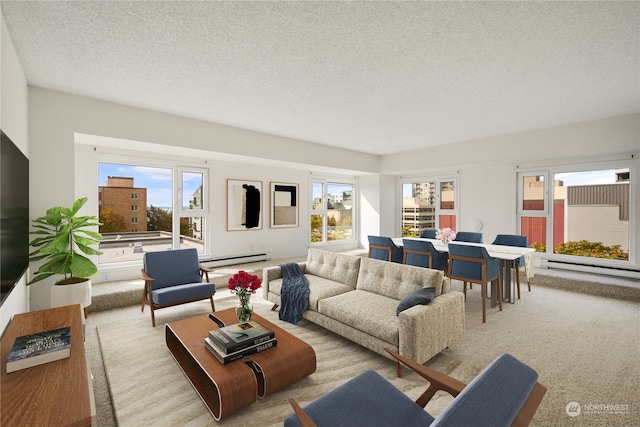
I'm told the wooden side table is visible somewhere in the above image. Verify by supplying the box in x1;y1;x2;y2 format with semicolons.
1;304;95;427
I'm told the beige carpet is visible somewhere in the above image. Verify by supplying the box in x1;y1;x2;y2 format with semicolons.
97;298;461;426
97;285;640;426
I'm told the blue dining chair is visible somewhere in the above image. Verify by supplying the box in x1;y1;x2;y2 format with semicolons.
447;243;502;323
454;231;483;243
367;235;404;263
402;238;448;272
492;234;531;298
420;229;437;239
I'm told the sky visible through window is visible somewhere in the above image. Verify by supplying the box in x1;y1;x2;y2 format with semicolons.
99;163;203;209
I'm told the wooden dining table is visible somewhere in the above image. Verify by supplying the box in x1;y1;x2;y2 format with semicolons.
394;237;535;305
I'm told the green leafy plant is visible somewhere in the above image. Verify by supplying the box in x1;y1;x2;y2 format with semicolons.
28;197;103;285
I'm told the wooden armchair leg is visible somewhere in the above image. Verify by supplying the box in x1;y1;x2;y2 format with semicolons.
396;360;402;378
209;296;215;312
271;303;279;311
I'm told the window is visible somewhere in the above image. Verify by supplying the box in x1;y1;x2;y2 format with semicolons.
97;161;208;265
401;177;458;236
310;178;355;243
518;163;634;267
177;168;207;250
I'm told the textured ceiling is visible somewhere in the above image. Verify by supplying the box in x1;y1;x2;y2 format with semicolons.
2;1;639;155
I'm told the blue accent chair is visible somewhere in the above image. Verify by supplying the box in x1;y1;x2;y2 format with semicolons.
447;243;502;323
454;231;483;243
141;248;216;326
420;229;437;239
493;234;531;298
367;235;404;263
285;348;546;427
402;239;448;272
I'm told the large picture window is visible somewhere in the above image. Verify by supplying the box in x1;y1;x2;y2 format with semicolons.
401;177;458;236
518;162;634;267
310;178;355;243
97;161;208;265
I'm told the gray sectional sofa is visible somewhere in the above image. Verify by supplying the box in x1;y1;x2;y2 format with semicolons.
263;248;465;369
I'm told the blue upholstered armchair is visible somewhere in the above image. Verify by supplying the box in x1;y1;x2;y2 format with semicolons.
285;348;546;427
367;235;404;263
454;231;483;243
141;248;216;326
447;243;501;323
402;239;448;272
493;234;531;298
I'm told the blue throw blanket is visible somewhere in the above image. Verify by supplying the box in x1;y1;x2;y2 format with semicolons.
279;263;310;324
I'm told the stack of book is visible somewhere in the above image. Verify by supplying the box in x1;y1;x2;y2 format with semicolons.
204;320;276;364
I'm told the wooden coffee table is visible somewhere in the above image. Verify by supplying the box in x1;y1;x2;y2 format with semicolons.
165;308;316;420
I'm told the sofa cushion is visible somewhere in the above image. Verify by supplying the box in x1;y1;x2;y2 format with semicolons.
268;275;354;311
356;257;444;300
397;287;436;315
306;248;361;288
318;290;400;346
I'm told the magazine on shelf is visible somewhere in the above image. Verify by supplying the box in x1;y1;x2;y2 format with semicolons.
208;320;275;354
6;327;71;373
204;336;277;364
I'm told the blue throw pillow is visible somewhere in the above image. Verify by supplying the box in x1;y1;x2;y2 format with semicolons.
397;287;436;315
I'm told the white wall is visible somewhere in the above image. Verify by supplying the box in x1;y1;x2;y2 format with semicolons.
1;11;29;332
29;88;371;310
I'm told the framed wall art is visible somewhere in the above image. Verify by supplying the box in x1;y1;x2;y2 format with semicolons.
270;182;299;228
227;179;263;231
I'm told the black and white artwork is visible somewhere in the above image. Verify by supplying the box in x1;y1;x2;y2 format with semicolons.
227;179;262;231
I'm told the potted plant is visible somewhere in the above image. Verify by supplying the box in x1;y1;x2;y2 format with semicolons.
28;197;103;313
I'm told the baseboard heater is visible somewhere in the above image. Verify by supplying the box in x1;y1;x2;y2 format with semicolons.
545;260;640;280
201;253;269;268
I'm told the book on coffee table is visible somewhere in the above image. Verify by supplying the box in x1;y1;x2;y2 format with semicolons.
209;320;275;354
6;326;71;373
204;336;277;364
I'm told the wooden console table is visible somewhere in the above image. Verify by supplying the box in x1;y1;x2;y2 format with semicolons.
1;304;95;427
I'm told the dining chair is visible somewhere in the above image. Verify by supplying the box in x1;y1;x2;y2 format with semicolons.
403;238;448;272
492;234;531;298
367;235;404;263
420;229;437;239
454;231;483;243
447;243;502;323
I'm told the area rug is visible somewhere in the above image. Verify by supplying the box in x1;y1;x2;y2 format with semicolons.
97;298;472;427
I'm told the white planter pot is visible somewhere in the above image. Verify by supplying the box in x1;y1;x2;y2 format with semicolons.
51;279;92;313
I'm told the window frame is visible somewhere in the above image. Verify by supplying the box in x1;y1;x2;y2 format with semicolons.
310;176;357;245
517;159;636;268
400;175;459;235
89;149;212;267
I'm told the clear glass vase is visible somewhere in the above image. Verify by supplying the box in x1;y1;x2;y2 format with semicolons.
235;293;253;323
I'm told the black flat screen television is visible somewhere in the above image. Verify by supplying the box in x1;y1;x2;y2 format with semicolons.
1;130;30;305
